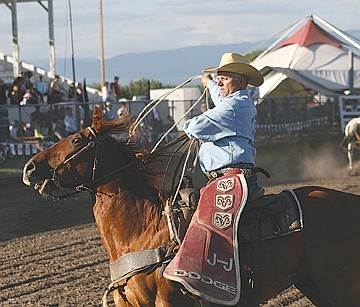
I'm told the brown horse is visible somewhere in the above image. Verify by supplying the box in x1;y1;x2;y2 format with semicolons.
23;106;360;307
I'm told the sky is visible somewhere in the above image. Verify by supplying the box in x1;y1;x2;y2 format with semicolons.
0;0;360;62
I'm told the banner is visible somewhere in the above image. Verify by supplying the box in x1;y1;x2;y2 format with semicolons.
0;142;54;156
257;117;328;134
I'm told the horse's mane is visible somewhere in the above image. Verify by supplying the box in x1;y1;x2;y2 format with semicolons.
99;112;184;195
101;112;134;136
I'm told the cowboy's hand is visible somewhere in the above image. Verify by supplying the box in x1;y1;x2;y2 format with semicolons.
202;74;212;87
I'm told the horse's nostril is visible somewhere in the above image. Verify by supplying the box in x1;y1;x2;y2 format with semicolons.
26;161;36;173
23;160;37;186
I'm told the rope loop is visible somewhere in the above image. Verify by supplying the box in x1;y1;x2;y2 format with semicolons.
129;75;204;141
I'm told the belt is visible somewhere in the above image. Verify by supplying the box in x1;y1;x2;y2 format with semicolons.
205;164;271;181
205;163;254;180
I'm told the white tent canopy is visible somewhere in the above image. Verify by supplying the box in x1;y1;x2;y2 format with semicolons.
258;67;338;98
251;14;360;101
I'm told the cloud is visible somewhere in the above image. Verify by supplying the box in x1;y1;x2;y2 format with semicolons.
0;0;359;62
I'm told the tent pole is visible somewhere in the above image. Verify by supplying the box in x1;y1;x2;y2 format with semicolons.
99;0;105;90
348;50;354;94
255;16;308;60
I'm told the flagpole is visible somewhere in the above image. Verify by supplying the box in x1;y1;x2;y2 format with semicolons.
68;0;76;83
99;0;105;89
68;0;81;129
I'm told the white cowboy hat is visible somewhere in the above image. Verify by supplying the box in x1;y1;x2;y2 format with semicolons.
203;53;264;87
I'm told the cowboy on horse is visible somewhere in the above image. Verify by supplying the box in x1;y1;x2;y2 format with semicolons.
164;53;269;304
21;80;360;306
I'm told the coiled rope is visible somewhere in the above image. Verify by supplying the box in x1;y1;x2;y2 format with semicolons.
128;75;205;150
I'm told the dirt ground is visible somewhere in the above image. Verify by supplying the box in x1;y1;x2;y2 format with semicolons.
1;134;360;306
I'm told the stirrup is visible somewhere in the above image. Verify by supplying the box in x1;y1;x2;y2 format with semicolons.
248;186;265;202
177;187;199;240
178;175;199;213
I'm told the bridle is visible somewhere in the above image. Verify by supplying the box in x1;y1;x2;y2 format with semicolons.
48;127;135;201
51;127;98;187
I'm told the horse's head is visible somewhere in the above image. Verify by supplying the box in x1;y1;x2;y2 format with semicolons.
22;106;134;199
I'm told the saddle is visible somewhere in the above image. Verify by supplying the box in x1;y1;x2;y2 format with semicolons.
164;170;303;305
240;189;303;243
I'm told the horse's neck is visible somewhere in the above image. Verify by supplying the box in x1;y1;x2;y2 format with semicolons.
93;182;167;263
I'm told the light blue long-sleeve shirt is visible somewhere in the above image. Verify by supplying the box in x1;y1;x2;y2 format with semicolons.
183;80;257;173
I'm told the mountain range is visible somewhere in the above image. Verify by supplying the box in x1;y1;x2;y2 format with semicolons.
29;29;360;87
30;42;258;86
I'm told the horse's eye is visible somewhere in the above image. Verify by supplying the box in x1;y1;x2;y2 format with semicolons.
72;137;82;145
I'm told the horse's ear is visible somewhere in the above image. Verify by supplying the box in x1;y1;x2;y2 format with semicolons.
91;105;104;132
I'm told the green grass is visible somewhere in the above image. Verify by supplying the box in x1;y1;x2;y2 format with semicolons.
0;156;27;178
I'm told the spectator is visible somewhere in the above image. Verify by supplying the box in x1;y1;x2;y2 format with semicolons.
162;115;179;142
29;83;40;104
52;106;66;124
20;90;32;105
40;106;54;135
152;107;162;131
64;107;77;136
103;102;117;122
68;82;76;101
101;82;112;104
9;84;21;105
48;75;66;104
110;82;116;102
113;76;121;101
23;71;33;89
53;119;66;142
30;106;45;129
9;120;20;141
200;102;208;113
35;75;48;103
33;119;45;140
165;115;178;132
20;87;39;105
17;122;33;140
0;78;7;105
76;83;83;103
117;103;126;117
10;72;26;103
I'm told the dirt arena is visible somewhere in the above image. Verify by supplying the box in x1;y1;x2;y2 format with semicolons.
1;134;360;306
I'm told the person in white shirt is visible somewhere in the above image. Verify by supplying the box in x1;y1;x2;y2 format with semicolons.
64;107;77;136
102;82;112;104
103;102;117;122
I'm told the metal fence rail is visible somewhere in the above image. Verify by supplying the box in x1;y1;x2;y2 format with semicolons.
0;96;341;146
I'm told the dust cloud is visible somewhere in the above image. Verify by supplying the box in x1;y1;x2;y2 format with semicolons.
256;135;350;186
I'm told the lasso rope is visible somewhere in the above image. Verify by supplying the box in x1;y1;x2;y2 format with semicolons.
150;89;206;153
128;75;203;140
169;138;197;208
